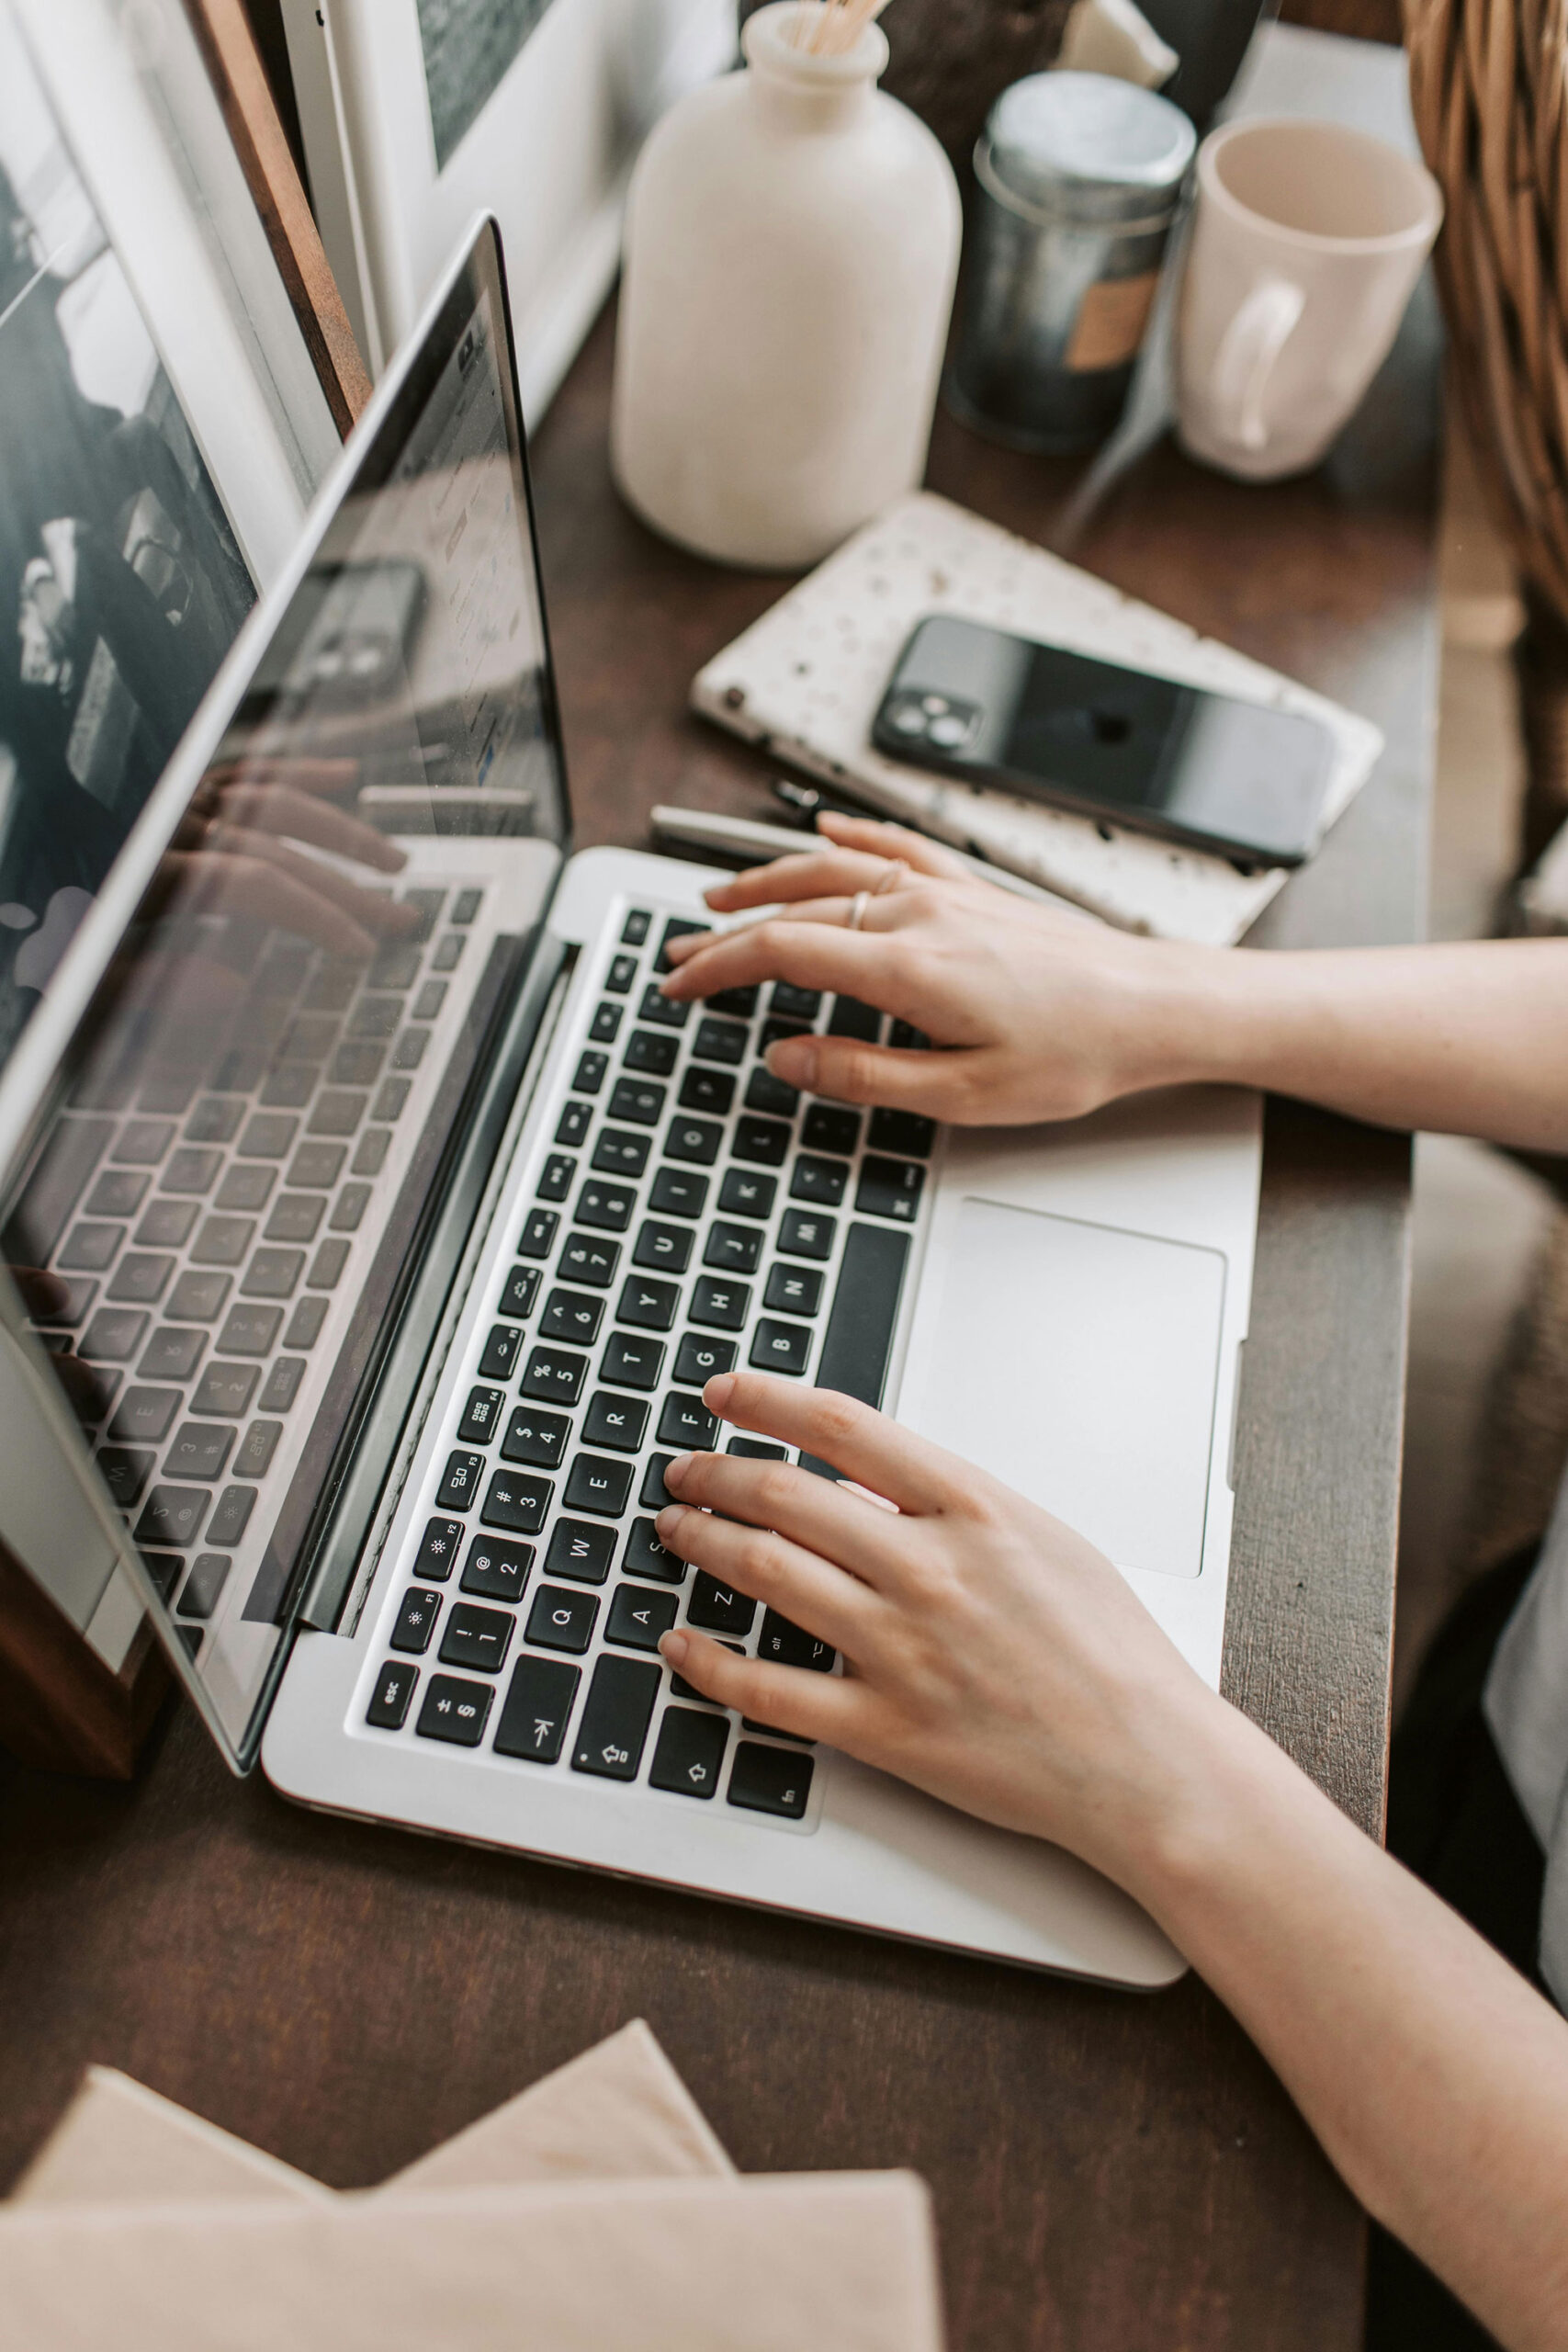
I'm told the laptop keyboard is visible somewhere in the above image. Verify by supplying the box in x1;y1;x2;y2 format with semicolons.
363;903;937;1826
21;884;491;1650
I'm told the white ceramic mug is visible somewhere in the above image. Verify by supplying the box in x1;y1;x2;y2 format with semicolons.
1175;116;1442;481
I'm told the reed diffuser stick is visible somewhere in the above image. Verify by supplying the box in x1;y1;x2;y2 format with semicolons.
789;0;891;54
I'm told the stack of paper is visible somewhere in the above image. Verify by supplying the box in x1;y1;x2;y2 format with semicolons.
1;2022;943;2350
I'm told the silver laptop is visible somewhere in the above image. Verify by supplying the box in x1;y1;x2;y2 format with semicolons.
0;220;1260;1988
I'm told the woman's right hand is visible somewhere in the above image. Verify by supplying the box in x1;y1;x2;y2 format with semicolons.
660;812;1235;1128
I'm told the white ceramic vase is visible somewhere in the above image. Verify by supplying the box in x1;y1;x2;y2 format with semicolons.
611;1;962;569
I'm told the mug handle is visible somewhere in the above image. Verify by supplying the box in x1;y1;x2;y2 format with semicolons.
1212;277;1306;452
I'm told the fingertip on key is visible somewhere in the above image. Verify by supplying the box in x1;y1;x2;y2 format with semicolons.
768;1035;818;1090
659;1629;690;1668
703;1372;737;1415
664;1451;696;1489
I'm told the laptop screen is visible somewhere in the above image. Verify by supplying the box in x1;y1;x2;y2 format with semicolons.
0;222;569;1765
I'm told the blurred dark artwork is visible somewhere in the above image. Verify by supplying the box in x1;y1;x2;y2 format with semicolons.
1137;0;1274;127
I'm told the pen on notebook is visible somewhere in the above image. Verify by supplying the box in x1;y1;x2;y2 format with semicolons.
649;800;1096;920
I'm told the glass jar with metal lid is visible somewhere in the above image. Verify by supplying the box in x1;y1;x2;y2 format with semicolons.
948;72;1197;453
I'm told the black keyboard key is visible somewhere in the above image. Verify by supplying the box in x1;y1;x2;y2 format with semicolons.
791;1156;848;1206
802;1104;862;1156
522;1346;588;1405
33;1276;97;1330
164;1423;236;1483
605;1582;679;1652
461;1535;533;1602
526;1582;599;1652
639;1454;677;1510
352;1130;390;1176
216;1304;282;1354
284;1297;329;1351
778;1207;836;1261
543;1518;617;1585
133;1486;209;1550
622;908;652;944
368;943;421;989
758;1608;836;1671
750;1318;812;1376
889;1018;930;1051
800;1221;910;1475
728;1741;814;1818
237;1114;298;1159
764;1265;825;1316
415;1518;465;1581
732;1115;790;1168
60;1222;124;1273
108;1253;174;1305
391;1586;443;1652
690;1276;749;1332
374;1076;412;1125
290;1143;345;1189
664;1115;721;1168
452;888;481;924
85;1170;147;1218
624;1516;684;1582
704;1222;762;1275
440;1601;513;1674
623;1029;679;1076
771;982;821;1020
519;1206;560;1257
113;1118;175;1165
728;1437;788;1459
185;1098;244;1146
498;1265;541;1320
589;1001;624;1044
502;1407;570;1469
559;1231;621;1288
140;1326;206;1381
96;1447;153;1506
537;1153;576;1202
563;1453;635;1517
263;1195;322;1245
679;1066;735;1116
241;1248;303;1300
744;1068;799;1119
706;989;760;1023
687;1572;756;1636
615;1275;680;1332
261;1064;316;1109
691;1017;746;1067
493;1655;579;1761
654;918;705;973
649;1167;707;1218
868;1108;937;1158
605;953;637;994
218;1165;275;1214
307;1238;350;1291
431;934;465;973
399;888;446;940
458;1386;507;1444
81;1308;151;1363
673;1333;737;1386
633;1219;693;1274
108;1386;181;1444
658;1392;718;1449
608;1077;665;1126
760;1016;810;1053
576;1180;635;1232
206;1486;255;1547
650;1706;728;1797
480;1468;553;1535
177;1554;231;1619
574;1048;609;1095
479;1323;524;1379
437;1450;486;1510
556;1101;592;1148
572;1655;661;1780
583;1390;649;1452
856;1156;925;1223
600;1332;665;1392
413;982;446;1023
637;983;688;1031
592;1127;650;1180
716;1170;773;1222
367;1659;418;1730
258;1356;307;1412
828;996;881;1042
542;1287;604;1348
415;1673;492;1747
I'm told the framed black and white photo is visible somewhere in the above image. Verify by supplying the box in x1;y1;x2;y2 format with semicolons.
280;0;738;420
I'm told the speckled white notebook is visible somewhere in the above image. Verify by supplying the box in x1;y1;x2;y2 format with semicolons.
691;492;1384;946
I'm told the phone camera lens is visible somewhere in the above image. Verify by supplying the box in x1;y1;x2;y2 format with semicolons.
889;699;928;736
927;714;969;749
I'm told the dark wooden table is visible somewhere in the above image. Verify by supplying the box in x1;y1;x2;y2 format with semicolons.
0;99;1439;2352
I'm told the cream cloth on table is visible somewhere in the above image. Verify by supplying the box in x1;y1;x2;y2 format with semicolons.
1483;1470;1568;2007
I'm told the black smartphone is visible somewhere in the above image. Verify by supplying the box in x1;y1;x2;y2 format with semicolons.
871;615;1337;867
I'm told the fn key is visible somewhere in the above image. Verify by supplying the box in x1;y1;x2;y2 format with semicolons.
570;1654;660;1781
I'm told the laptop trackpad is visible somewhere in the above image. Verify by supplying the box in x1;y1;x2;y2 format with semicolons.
908;1198;1226;1578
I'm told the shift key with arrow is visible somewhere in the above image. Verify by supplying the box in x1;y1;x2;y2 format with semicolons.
571;1655;660;1781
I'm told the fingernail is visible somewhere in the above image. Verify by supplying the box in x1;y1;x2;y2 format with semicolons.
704;1372;736;1414
664;1451;696;1488
654;1504;685;1541
769;1036;818;1090
660;1630;690;1668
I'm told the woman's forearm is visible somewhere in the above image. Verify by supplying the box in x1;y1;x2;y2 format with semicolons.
1174;940;1568;1152
1122;1706;1568;2352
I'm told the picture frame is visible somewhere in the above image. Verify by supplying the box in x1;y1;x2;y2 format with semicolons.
279;0;738;422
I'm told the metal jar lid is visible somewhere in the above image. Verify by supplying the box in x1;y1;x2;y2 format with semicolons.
979;72;1197;227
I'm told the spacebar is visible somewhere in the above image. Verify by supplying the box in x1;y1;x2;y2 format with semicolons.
799;1222;910;1478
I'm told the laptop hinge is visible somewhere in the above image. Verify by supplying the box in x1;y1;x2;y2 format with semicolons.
295;938;575;1634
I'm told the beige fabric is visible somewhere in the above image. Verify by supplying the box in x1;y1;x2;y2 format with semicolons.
11;2072;327;2209
0;2173;943;2352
